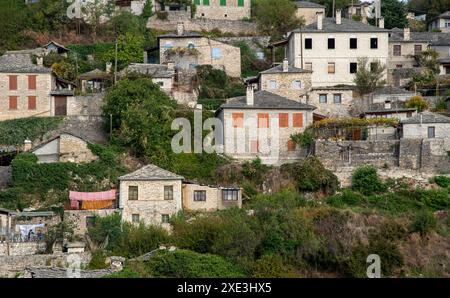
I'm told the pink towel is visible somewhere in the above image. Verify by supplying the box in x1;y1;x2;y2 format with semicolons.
69;190;117;201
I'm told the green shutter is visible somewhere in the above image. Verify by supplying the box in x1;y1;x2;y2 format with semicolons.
194;0;200;4
203;0;209;5
220;0;226;6
238;0;244;7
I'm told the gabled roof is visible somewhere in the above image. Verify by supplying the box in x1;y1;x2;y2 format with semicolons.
389;28;450;44
430;11;450;21
158;31;204;39
291;17;389;34
122;63;174;78
372;86;414;96
259;64;311;74
43;41;70;52
218;90;316;110
0;53;52;73
119;164;184;181
401;111;450;124
295;1;325;8
79;69;111;80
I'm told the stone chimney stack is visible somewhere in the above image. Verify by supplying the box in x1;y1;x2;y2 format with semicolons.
379;17;385;29
384;100;391;110
404;27;411;41
106;62;112;73
246;84;254;106
317;12;323;30
36;57;43;67
282;58;289;72
24;139;32;151
336;9;342;25
177;22;184;36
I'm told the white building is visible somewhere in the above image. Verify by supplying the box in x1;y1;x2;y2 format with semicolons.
286;10;389;87
401;112;450;139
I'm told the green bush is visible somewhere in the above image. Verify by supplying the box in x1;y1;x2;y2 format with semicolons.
429;175;450;188
327;190;365;207
351;166;386;195
0;117;63;145
88;250;109;270
410;210;437;237
142;249;246;278
252;255;293;278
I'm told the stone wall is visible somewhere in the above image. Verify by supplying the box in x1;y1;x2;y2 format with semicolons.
0;252;91;278
194;0;251;21
0;242;46;256
59;133;98;163
147;12;258;35
259;71;312;102
67;93;104;116
64;209;119;236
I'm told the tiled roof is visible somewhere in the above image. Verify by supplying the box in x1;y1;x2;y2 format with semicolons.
291;17;389;33
123;63;174;78
295;1;325;8
219;90;316;110
401;111;450;124
0;53;52;73
119;164;184;181
259;64;311;74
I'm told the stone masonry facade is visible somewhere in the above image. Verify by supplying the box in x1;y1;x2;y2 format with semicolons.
259;72;312;102
194;0;251;21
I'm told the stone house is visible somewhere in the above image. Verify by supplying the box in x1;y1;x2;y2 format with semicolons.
401;112;450;139
121;63;175;93
249;59;312;103
182;182;242;212
64;209;118;236
343;2;373;20
286;10;389;87
294;1;326;26
158;24;241;77
118;164;184;228
428;11;450;33
308;86;356;117
193;0;251;21
29;133;98;164
430;34;450;75
369;86;415;104
216;86;316;165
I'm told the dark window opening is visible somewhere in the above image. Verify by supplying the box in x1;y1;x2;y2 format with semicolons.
370;38;378;49
350;62;358;74
305;38;312;49
350;38;357;49
328;38;335;49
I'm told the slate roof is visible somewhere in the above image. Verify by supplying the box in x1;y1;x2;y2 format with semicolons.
43;41;70;52
259;64;311;74
219;90;316;110
79;69;110;80
123;63;174;78
0;53;52;73
291;17;389;33
401;111;450;124
389;28;450;45
295;1;325;8
372;86;414;95
119;164;184;181
158;31;204;39
430;11;450;21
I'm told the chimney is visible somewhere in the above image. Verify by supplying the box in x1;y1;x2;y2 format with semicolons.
246;84;254;106
362;16;368;24
379;17;385;29
36;57;43;67
177;22;184;36
384;100;391;110
336;9;342;25
282;58;289;72
403;27;411;41
106;62;112;73
317;12;323;30
143;51;148;63
23;139;32;151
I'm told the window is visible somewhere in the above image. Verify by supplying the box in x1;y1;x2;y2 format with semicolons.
161;214;170;224
292;80;301;89
305;38;312;49
86;216;95;228
220;0;226;5
238;0;244;7
258;113;269;128
28;96;36;110
319;94;327;103
164;42;172;49
279;113;289;128
28;75;37;90
414;45;422;55
187;42;195;49
268;80;277;89
128;186;138;200
350;62;357;74
328;38;335;49
164;185;173;200
406;112;412;118
212;48;221;59
8;75;17;90
393;45;401;56
157;81;164;87
250;140;259;153
222;189;239;201
333;94;342;104
350;38;357;49
428;126;435;139
132;214;140;223
370;62;377;72
193;190;206;201
370;38;378;49
293;113;303;128
305;62;312;71
232;112;244;128
396;64;403;69
287;140;296;151
9;96;17;110
203;0;209;5
328;62;335;74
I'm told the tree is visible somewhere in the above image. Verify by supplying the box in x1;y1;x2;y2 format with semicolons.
353;57;386;95
82;0;114;42
110;10;145;37
26;0;70;33
405;95;429;112
0;0;29;51
415;49;440;77
380;0;408;29
104;32;145;70
253;0;304;39
408;0;450;23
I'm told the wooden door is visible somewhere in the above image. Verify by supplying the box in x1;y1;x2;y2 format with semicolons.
54;96;67;116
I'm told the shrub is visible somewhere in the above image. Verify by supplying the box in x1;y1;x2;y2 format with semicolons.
327;190;365;207
410;211;437;237
429;175;450;188
88;250;109;269
405;95;429;112
0;117;63;145
252;255;293;278
351;166;386;195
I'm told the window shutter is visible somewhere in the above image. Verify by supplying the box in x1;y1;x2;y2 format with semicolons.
9;96;18;110
8;75;17;90
287;140;296;151
279;113;289;128
293;113;303;127
258;113;269;128
232;112;244;128
28;96;36;110
28;75;37;90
